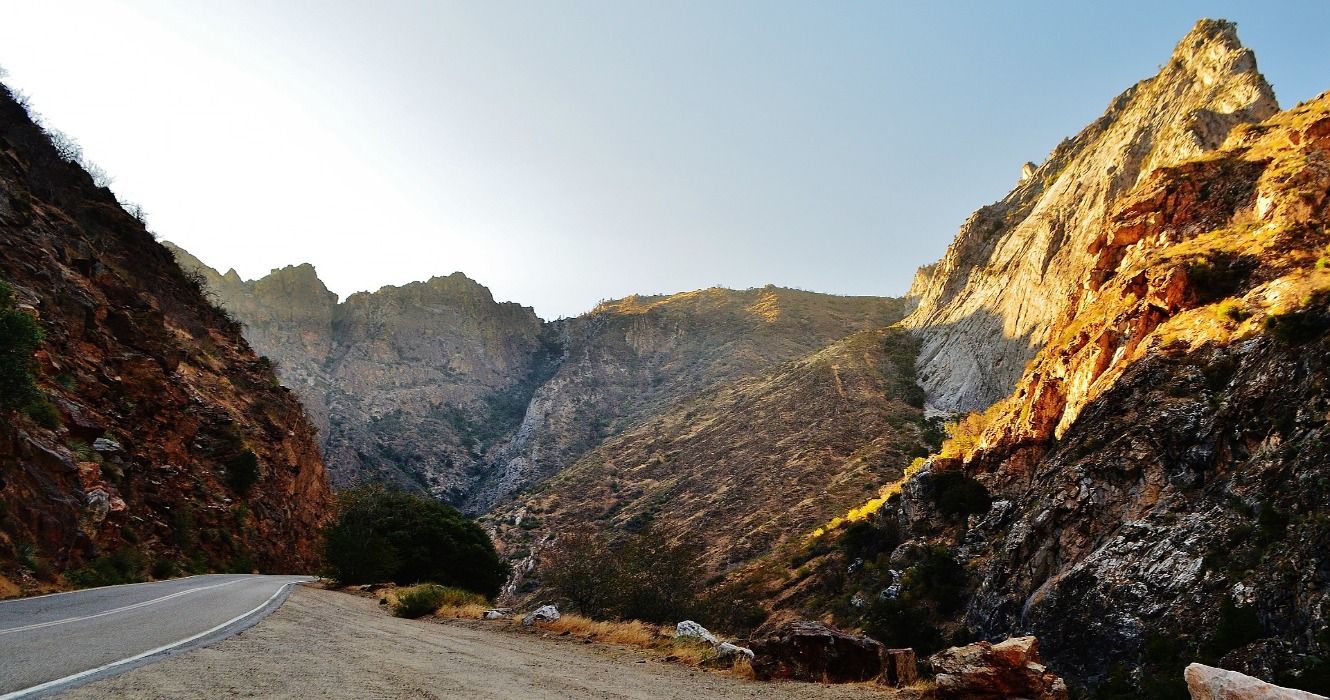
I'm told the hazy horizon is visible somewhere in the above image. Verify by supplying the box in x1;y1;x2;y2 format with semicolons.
2;1;1329;318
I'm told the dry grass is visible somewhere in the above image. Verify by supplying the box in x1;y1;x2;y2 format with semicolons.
538;613;660;647
435;603;489;619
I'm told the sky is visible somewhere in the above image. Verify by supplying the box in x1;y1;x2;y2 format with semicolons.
1;2;1328;319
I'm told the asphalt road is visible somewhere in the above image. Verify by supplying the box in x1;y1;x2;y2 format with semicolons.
0;574;308;699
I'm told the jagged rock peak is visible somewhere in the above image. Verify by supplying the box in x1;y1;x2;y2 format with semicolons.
901;18;1277;414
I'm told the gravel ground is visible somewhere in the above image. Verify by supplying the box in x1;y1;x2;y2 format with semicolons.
62;585;898;699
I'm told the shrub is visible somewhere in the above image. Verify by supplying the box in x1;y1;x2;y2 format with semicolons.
862;596;946;655
393;584;484;619
1264;309;1329;345
66;548;148;588
150;558;180;580
322;485;509;597
224;449;261;495
539;525;706;626
930;471;992;520
0;280;44;416
1204;596;1263;659
1185;253;1256;304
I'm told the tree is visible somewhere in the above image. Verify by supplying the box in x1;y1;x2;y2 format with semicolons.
322;485;509;597
540;530;619;617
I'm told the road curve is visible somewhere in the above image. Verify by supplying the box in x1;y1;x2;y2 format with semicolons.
0;574;308;698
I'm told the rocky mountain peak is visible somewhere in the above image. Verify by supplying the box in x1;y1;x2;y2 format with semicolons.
902;18;1277;414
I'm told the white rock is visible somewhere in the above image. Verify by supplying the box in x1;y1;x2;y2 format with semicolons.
674;620;718;645
522;605;560;626
715;642;754;661
483;608;511;620
1185;663;1327;700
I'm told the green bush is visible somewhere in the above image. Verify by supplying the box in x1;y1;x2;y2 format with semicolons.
0;280;44;417
150;558;180;579
23;398;60;428
224;449;261;495
393;583;485;618
930;471;992;520
322;485;509;597
66;548;148;588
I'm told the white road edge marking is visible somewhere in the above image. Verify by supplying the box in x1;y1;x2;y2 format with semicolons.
0;579;305;700
0;579;244;635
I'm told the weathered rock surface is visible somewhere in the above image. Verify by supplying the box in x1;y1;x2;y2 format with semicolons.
675;620;719;645
169;248;909;515
903;19;1278;413
1186;663;1328;700
929;637;1068;700
0;82;331;588
749;620;888;683
522;604;560;626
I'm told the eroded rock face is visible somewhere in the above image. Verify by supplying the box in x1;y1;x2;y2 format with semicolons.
903;19;1278;413
1185;664;1327;700
929;637;1068;700
0;84;331;585
750;620;887;683
169;251;910;515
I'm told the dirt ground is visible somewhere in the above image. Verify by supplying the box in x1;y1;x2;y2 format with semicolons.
63;585;897;699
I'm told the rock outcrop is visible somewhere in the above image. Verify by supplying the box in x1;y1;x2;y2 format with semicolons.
1185;663;1328;700
929;637;1068;700
903;19;1279;413
0;81;331;591
749;620;889;683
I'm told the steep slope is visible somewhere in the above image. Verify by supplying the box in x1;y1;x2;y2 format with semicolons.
487;326;937;592
904;19;1278;413
168;250;908;511
797;73;1330;693
0;85;331;593
164;248;551;501
466;287;911;512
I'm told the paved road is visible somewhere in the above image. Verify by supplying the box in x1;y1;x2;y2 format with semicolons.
0;574;308;698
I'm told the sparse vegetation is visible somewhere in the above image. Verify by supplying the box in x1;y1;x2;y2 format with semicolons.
66;548;149;588
0;279;45;420
392;583;486;619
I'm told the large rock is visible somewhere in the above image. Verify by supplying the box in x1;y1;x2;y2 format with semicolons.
1185;663;1327;700
675;620;719;645
928;637;1068;700
749;620;886;683
522;605;560;626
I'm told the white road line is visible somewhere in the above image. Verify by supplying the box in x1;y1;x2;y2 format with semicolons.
0;579;303;700
0;576;205;606
0;579;244;636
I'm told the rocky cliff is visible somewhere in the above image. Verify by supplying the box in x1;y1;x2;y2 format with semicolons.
787;21;1330;695
166;251;908;512
903;19;1279;413
0;84;331;593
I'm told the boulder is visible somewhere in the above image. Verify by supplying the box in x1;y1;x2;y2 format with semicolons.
483;608;511;620
929;636;1068;700
522;604;560;626
675;620;719;645
1185;663;1327;700
92;437;123;454
749;620;886;683
715;642;754;661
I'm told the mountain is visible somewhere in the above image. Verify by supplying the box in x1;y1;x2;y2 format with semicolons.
769;20;1330;692
0;83;331;592
486;326;936;587
163;251;909;512
903;19;1278;413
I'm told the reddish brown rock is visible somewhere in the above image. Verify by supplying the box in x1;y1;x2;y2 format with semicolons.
928;637;1068;700
749;620;887;683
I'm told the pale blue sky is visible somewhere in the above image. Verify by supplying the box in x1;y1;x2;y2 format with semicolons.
1;1;1328;318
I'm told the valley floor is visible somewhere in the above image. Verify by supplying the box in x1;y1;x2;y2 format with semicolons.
63;586;894;699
